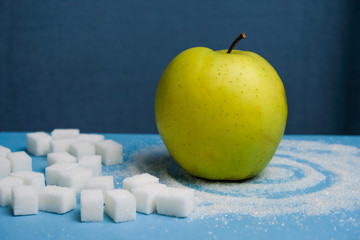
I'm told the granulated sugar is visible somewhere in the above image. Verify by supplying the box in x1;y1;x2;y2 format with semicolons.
107;139;360;218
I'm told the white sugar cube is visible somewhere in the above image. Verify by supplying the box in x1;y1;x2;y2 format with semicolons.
0;157;11;178
95;140;123;166
51;129;80;139
69;141;95;158
6;151;32;172
26;132;52;156
122;173;159;191
155;187;195;218
0;145;11;157
10;171;45;190
45;162;78;186
47;152;77;166
131;183;166;214
0;177;24;207
87;176;114;197
11;185;38;216
38;185;76;214
78;155;102;176
50;138;77;153
80;189;104;222
77;134;105;145
105;189;136;223
58;167;93;193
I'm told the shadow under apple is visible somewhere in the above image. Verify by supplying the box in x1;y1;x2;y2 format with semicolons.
127;145;257;191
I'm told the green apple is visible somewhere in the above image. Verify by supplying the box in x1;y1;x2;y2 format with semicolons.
155;33;287;180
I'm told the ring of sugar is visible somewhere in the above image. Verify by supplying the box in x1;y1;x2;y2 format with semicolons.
111;140;360;218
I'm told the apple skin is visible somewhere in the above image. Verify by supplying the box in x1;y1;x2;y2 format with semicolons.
155;47;287;180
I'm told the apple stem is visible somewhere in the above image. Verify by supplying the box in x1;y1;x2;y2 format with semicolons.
227;33;246;54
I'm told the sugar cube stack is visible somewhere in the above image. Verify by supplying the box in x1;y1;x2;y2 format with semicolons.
38;185;76;214
0;157;10;178
0;145;11;157
45;162;78;186
122;173;159;191
156;187;195;218
78;155;102;176
0;129;197;223
131;183;166;214
95;140;123;166
11;185;38;216
80;189;104;222
69;141;96;158
51;129;80;139
6;151;32;172
26;132;52;156
87;176;114;197
0;176;24;207
47;152;77;166
105;189;136;223
50;138;77;153
10;171;45;190
58;167;93;193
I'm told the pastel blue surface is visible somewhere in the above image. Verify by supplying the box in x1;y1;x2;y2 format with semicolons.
0;132;359;240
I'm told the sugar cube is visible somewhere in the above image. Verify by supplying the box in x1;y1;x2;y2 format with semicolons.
38;185;76;214
58;167;93;193
122;173;159;191
51;129;80;139
155;187;195;218
45;162;78;186
0;177;24;207
26;131;52;156
10;171;45;191
11;185;38;216
50;138;77;153
0;157;10;178
105;189;136;223
78;155;102;176
131;183;166;214
0;145;11;157
6;151;32;172
87;176;114;197
80;189;104;222
47;152;77;166
77;134;105;145
95;140;123;166
69;141;95;158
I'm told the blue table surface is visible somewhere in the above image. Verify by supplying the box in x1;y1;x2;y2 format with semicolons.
0;132;359;240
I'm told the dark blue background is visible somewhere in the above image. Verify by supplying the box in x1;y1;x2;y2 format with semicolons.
0;0;359;134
